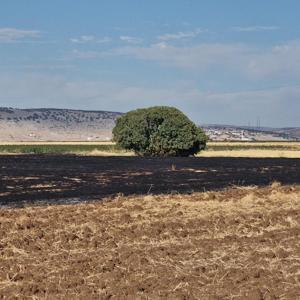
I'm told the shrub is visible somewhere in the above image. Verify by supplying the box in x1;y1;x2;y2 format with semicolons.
113;106;207;157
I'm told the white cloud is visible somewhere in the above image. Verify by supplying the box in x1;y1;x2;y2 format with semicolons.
111;40;300;80
119;36;143;44
232;26;279;32
67;38;300;82
157;28;204;41
0;28;40;42
70;35;95;43
70;35;111;44
113;42;251;71
152;42;168;49
246;40;300;78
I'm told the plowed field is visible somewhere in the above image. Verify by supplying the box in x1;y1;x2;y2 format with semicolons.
0;184;299;299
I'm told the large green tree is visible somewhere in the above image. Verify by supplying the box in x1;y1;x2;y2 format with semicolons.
113;106;207;157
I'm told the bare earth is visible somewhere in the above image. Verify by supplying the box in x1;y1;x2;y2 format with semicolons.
0;184;299;299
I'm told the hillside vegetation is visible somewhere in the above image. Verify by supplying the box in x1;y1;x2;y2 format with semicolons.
0;107;122;141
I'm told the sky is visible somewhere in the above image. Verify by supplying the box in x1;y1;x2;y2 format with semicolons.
0;0;299;127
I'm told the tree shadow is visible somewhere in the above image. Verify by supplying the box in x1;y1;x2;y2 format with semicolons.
0;155;299;206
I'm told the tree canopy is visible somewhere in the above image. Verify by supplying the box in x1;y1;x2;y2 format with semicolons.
113;106;207;157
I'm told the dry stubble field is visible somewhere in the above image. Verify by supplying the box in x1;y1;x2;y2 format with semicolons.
0;183;300;299
0;141;300;158
0;144;299;299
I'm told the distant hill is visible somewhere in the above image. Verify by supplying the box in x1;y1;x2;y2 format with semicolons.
0;107;122;141
201;124;300;141
0;107;299;142
274;127;300;139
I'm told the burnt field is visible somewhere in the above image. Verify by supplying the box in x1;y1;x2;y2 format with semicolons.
0;155;300;298
0;155;299;206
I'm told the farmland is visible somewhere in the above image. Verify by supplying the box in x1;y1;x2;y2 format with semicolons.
0;155;299;206
1;0;300;297
0;141;299;157
0;184;299;298
0;145;299;299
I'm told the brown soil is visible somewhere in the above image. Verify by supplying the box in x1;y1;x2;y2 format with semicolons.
0;155;299;206
0;184;299;299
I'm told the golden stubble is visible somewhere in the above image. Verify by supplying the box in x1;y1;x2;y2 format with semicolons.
0;183;299;298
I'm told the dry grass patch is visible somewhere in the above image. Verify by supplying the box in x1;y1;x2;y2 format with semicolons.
0;141;115;145
1;141;300;157
0;184;299;299
78;149;134;156
198;149;300;158
208;142;300;147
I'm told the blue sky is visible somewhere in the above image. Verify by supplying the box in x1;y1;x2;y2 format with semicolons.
0;0;299;126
